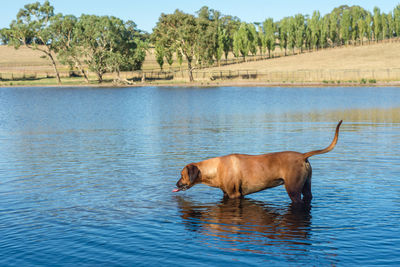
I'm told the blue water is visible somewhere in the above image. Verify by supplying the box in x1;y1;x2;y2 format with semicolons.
0;86;399;266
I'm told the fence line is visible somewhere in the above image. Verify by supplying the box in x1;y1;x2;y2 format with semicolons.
2;68;400;83
169;68;400;83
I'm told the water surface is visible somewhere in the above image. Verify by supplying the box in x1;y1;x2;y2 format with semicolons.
0;86;399;265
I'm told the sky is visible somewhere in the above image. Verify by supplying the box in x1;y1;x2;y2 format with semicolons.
1;0;398;33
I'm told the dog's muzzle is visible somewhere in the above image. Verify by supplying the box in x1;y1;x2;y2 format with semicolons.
173;181;190;192
177;185;190;191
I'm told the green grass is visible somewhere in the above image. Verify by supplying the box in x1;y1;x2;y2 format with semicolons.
0;77;97;86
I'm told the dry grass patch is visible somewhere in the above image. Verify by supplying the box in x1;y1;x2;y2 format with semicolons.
0;46;54;72
209;42;400;72
0;45;183;73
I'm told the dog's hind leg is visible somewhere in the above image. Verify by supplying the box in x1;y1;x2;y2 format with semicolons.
301;162;313;203
301;178;312;203
284;173;307;204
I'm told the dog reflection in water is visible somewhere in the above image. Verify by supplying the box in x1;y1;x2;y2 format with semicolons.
175;196;312;246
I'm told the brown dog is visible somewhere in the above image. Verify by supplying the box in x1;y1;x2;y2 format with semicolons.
173;120;342;204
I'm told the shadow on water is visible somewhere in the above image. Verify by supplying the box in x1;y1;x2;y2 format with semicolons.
174;196;312;253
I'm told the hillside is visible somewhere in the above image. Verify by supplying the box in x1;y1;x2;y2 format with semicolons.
2;41;400;73
1;41;400;85
0;46;162;73
209;41;400;73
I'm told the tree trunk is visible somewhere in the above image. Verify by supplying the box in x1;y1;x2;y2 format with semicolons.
29;45;61;84
47;52;62;84
97;72;103;83
80;68;89;83
187;60;194;82
75;60;89;83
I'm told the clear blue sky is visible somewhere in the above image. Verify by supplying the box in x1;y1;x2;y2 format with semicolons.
1;0;398;33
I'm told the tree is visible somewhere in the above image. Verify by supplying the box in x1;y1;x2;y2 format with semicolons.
152;10;199;82
341;9;352;45
263;18;275;57
294;14;305;52
233;22;250;60
287;17;297;54
320;15;330;48
75;15;146;83
257;25;266;56
219;28;231;61
232;22;258;60
0;28;10;44
203;8;226;66
329;12;339;46
358;17;367;44
305;19;312;51
69;15;107;82
106;20;147;82
394;5;400;37
366;12;373;43
4;1;62;84
373;7;382;41
220;15;241;60
350;6;362;44
155;44;165;70
381;12;389;40
309;11;321;50
387;12;394;39
49;14;90;83
196;6;216;67
247;23;258;56
215;25;224;66
278;17;290;56
131;40;147;71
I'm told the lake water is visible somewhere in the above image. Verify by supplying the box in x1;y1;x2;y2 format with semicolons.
0;86;399;266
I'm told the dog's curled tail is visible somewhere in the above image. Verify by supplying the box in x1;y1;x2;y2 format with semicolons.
303;120;343;159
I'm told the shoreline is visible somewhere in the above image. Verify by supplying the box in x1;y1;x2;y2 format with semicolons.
1;80;400;88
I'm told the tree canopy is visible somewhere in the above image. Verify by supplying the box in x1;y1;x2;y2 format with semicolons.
1;1;147;83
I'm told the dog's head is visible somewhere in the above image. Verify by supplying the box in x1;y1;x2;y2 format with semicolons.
174;164;201;192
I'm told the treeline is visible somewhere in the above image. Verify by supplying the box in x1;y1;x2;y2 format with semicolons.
1;2;400;83
152;5;400;81
0;1;147;84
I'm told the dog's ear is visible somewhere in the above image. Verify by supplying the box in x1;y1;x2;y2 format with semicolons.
187;164;200;183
